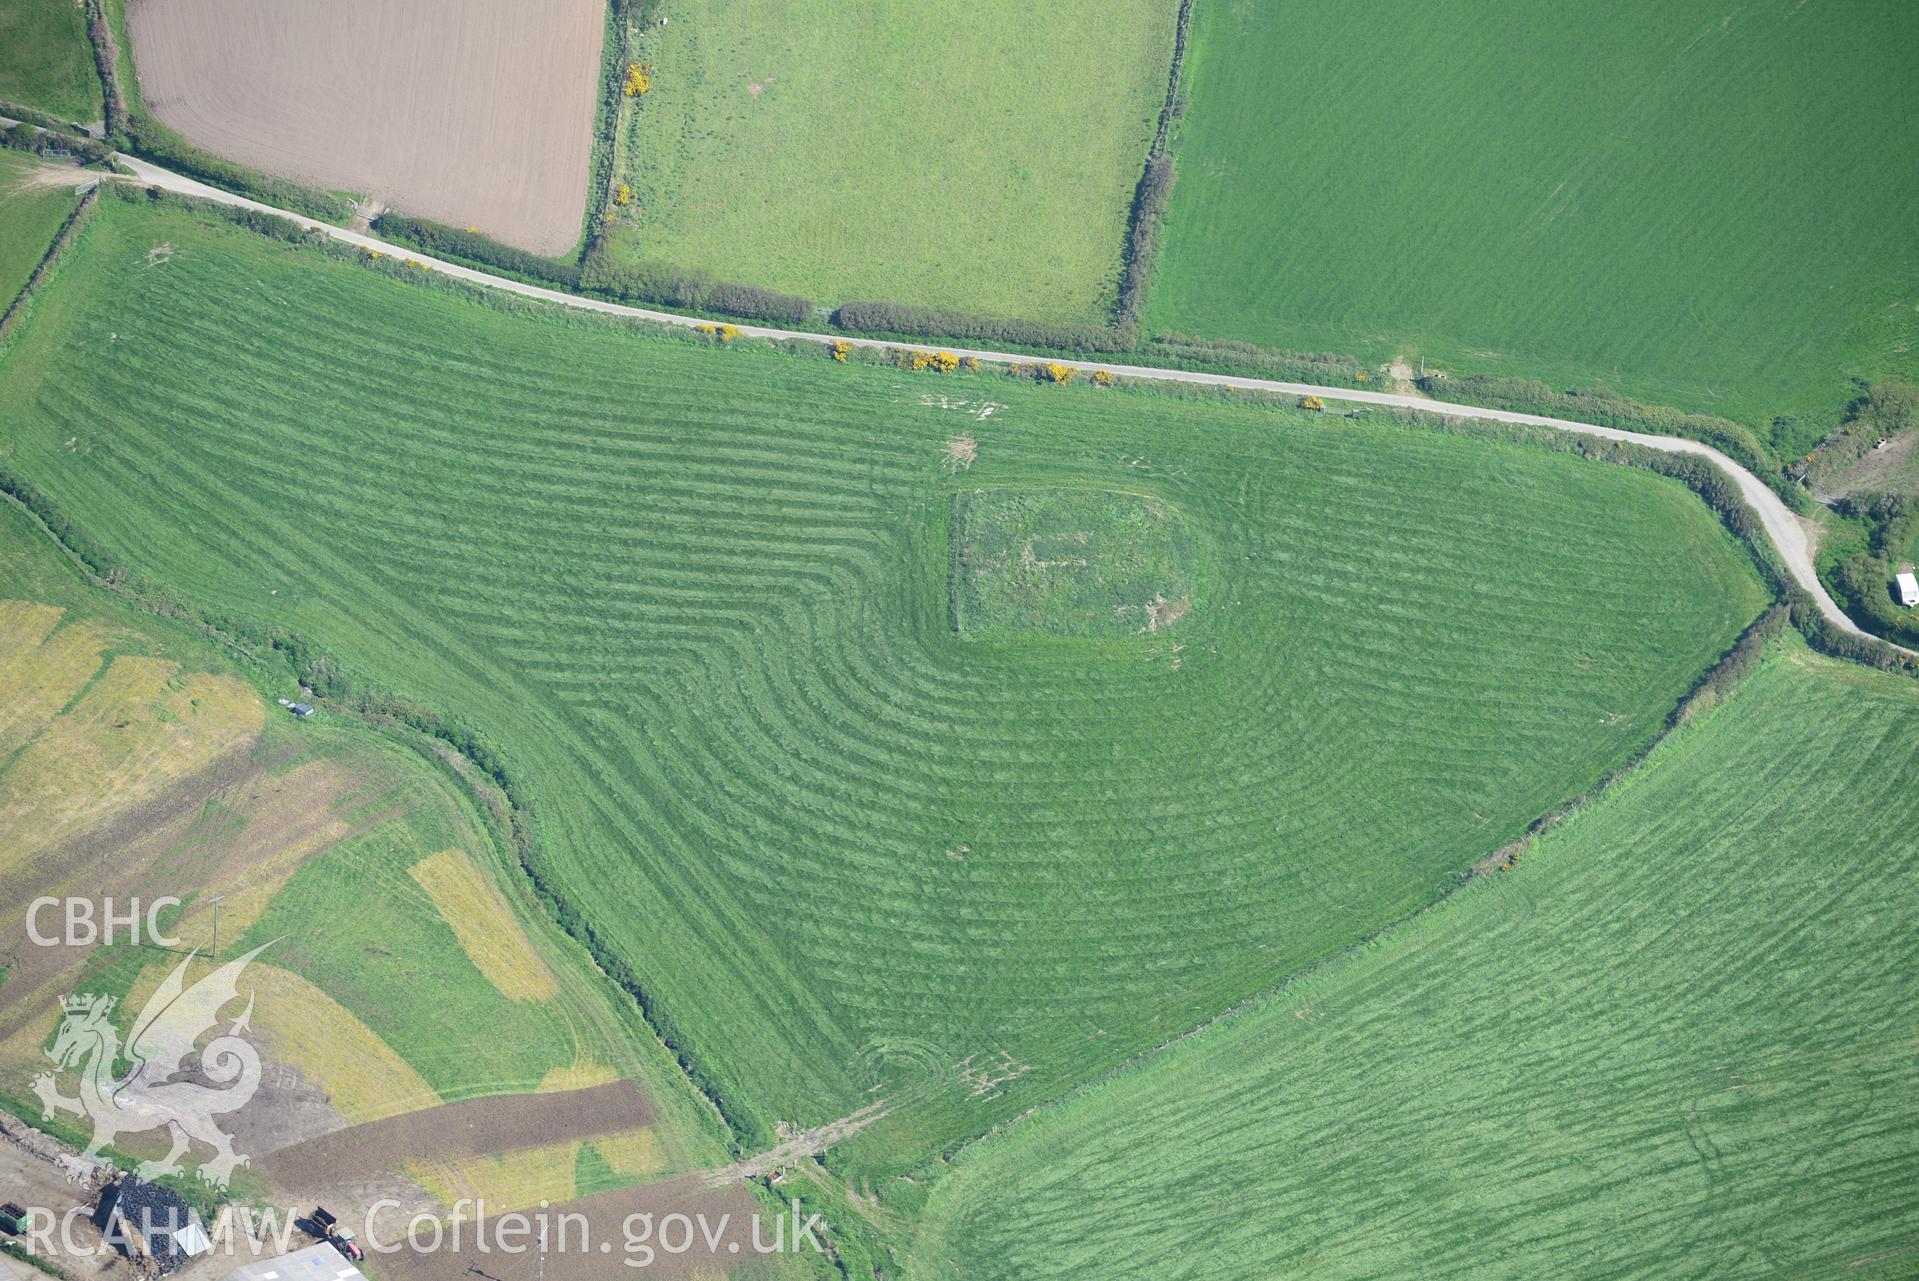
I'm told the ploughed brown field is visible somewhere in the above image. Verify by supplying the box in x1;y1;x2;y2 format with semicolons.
126;0;604;253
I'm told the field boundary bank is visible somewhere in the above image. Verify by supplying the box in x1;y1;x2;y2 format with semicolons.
81;146;1917;668
0;293;1833;1167
6;135;1905;672
76;0;362;226
0;184;99;342
578;0;632;260
80;0;126;134
1110;0;1194;334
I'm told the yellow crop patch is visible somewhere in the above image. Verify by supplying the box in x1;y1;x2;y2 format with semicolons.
592;1127;666;1178
538;1060;620;1093
404;1138;583;1213
400;1128;662;1211
0;602;104;763
0;654;262;869
408;848;559;1001
245;963;440;1123
0;1003;59;1077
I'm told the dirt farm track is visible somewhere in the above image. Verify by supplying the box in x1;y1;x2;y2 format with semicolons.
126;0;604;254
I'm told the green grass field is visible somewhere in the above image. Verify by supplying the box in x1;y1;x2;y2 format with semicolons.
0;151;83;309
0;195;1771;1179
604;0;1173;321
1150;0;1919;441
0;0;102;122
910;640;1919;1280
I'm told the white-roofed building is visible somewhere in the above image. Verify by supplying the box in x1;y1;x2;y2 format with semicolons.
221;1244;368;1281
1897;567;1918;608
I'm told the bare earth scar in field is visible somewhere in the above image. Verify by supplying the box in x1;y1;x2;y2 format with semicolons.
125;0;604;253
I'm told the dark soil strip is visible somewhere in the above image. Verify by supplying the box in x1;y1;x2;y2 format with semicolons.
258;1080;656;1190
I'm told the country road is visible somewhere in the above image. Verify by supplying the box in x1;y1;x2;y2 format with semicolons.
73;150;1903;656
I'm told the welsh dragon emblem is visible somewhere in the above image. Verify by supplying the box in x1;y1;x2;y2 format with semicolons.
31;943;271;1188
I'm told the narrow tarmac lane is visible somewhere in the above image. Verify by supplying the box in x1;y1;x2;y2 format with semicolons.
94;150;1907;655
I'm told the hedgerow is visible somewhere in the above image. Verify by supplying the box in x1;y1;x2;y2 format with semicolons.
1;118;115;167
6;198;1792;1168
372;213;583;288
1150;332;1371;386
1788;585;1919;672
0;188;101;341
4;461;759;1150
82;0;126;134
1113;153;1175;336
580;255;706;307
579;0;634;260
701;279;813;326
830;299;1127;353
581;255;812;324
1112;0;1195;334
1671;603;1791;724
0;102;66;130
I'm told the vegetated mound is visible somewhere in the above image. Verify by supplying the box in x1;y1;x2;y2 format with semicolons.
1151;0;1919;434
0;500;705;1189
125;0;605;254
950;488;1200;639
0;196;1772;1180
912;640;1919;1280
